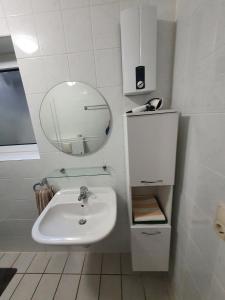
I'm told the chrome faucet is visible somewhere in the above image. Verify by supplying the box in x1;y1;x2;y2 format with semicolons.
78;186;89;202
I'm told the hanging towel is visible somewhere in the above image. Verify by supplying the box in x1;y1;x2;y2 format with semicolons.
72;136;85;155
35;186;55;215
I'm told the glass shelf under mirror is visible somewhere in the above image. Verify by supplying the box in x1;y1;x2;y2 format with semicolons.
47;166;110;179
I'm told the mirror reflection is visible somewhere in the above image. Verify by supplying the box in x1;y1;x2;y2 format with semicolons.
40;82;111;156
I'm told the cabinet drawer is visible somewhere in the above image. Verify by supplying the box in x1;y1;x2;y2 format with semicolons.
131;225;171;271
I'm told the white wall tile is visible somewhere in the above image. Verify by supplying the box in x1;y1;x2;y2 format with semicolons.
35;12;66;55
17;57;46;93
120;0;176;21
95;48;122;87
60;0;90;9
171;0;225;299
0;17;9;36
42;54;70;89
91;3;120;49
32;0;61;13
8;15;40;58
68;51;96;86
0;1;5;18
208;276;225;300
91;0;118;5
213;241;225;289
2;0;32;16
62;8;93;53
181;269;201;300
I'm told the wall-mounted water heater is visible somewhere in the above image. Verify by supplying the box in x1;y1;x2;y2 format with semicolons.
120;5;157;96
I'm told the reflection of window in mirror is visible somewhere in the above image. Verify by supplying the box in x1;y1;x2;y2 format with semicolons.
0;36;39;160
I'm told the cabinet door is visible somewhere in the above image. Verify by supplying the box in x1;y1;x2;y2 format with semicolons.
131;225;171;271
127;113;178;186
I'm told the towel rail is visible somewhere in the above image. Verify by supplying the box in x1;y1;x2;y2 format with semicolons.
33;177;48;191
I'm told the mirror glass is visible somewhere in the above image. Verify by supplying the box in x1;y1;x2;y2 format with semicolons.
40;82;111;156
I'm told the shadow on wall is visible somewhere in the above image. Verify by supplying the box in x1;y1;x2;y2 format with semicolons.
169;115;190;270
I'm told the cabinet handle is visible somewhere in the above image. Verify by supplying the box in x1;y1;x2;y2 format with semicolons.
140;180;163;184
142;231;161;236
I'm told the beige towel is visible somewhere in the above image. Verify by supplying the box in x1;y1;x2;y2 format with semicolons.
133;197;166;222
35;186;55;215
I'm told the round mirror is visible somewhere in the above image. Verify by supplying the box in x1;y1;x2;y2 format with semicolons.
39;82;111;156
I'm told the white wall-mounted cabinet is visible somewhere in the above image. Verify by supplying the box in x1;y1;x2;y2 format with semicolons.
124;110;179;271
127;111;178;186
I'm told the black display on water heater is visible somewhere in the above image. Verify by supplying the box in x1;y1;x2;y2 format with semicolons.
136;66;145;89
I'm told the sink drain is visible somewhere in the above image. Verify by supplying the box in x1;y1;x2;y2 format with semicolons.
79;218;87;225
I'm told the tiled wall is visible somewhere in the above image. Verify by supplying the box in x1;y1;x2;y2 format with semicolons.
170;0;225;299
0;0;175;251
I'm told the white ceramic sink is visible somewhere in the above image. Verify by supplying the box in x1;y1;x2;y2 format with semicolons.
32;187;117;245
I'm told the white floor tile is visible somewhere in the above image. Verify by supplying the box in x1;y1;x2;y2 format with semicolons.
0;274;23;300
82;253;102;274
122;275;145;300
99;275;121;300
54;274;80;300
0;252;20;268
26;252;51;273
13;252;36;273
32;274;61;300
10;274;42;300
76;275;100;300
102;253;121;274
45;252;68;273
63;252;85;274
121;253;134;275
142;273;170;300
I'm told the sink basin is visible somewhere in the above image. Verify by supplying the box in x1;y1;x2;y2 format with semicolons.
32;187;117;245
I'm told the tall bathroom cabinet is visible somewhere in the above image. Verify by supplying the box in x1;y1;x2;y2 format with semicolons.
124;110;179;271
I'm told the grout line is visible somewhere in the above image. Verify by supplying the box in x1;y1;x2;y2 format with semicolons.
52;252;70;299
140;273;147;300
25;253;37;273
17;47;121;62
30;273;44;300
97;252;104;300
90;3;99;87
12;252;22;269
9;273;26;300
0;253;5;261
10;252;21;267
120;254;123;300
81;253;87;275
74;274;82;300
74;252;86;300
15;272;129;275
30;253;53;299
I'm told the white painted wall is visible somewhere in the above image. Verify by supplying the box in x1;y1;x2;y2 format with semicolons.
170;0;225;299
0;0;176;251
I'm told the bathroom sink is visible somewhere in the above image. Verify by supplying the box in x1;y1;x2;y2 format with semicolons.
32;187;117;245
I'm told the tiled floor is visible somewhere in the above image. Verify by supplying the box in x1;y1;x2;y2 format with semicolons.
0;252;171;300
